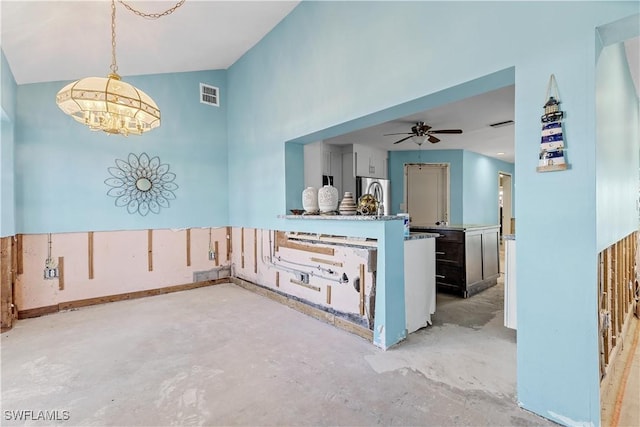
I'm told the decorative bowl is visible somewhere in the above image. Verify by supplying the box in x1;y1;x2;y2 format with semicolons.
357;194;379;215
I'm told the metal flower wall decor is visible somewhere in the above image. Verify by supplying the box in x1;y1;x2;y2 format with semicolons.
105;153;178;216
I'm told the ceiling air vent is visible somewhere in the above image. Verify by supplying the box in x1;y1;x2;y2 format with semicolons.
200;83;219;107
489;120;514;128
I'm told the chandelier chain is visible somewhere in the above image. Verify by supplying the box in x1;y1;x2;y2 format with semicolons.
117;0;186;20
110;0;118;74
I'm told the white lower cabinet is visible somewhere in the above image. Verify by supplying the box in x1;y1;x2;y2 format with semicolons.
404;236;436;333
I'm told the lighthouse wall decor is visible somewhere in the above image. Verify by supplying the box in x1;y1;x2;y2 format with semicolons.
537;74;569;172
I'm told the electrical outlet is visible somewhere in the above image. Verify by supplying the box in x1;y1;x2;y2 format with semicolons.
208;250;216;261
299;272;309;284
44;267;59;280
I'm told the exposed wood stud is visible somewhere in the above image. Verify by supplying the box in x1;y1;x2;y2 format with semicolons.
214;241;219;267
11;237;17;299
359;263;365;316
276;271;280;287
326;285;332;305
11;237;16;321
58;256;65;291
226;226;232;261
1;237;14;331
186;229;191;267
254;229;258;274
88;232;94;279
275;231;281;253
311;257;343;267
279;239;335;256
599;231;638;380
241;228;245;269
290;278;321;292
148;230;153;272
16;234;23;275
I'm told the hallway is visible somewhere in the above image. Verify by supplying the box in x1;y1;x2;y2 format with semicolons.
1;282;553;426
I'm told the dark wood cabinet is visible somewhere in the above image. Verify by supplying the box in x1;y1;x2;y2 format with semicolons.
413;226;500;298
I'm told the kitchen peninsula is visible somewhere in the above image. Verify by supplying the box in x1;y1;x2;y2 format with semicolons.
411;224;500;298
230;215;439;347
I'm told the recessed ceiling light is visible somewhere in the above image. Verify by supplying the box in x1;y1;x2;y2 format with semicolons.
497;152;505;155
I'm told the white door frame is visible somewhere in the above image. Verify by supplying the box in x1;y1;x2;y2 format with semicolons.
403;163;450;225
499;171;513;235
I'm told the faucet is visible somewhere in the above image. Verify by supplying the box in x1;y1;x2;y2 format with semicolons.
367;181;384;216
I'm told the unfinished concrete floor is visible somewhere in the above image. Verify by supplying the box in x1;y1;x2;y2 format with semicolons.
1;282;554;426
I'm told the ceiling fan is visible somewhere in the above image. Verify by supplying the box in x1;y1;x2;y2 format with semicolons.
384;121;463;145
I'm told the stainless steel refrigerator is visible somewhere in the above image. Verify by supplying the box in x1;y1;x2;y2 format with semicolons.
356;177;391;216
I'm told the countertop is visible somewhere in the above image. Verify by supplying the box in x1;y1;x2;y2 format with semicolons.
410;224;500;231
405;232;440;241
281;214;403;221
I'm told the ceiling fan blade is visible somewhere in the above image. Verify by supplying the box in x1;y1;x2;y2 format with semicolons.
429;129;463;134
428;135;440;144
393;135;414;144
384;132;413;136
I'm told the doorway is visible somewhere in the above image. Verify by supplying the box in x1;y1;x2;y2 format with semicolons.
499;172;513;236
404;163;450;227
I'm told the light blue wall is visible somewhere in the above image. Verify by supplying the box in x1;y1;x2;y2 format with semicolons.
226;2;639;425
1;50;17;237
14;70;228;233
1;50;17;121
4;1;639;424
463;150;515;225
596;42;639;251
388;149;515;225
388;150;464;223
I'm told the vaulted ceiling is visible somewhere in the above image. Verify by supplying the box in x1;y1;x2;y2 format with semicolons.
2;2;637;164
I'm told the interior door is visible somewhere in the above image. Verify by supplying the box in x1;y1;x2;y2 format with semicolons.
405;163;449;227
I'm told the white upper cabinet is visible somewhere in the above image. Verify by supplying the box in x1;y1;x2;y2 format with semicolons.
304;141;344;194
353;143;388;179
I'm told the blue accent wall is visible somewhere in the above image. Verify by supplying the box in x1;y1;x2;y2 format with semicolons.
388;150;514;226
462;150;515;225
596;42;639;251
14;70;228;233
388;150;464;223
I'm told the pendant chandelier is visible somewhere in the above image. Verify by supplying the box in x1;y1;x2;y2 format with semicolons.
56;0;184;136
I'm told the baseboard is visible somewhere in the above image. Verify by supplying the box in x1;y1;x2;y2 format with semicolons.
17;304;60;319
231;276;374;342
14;275;375;345
17;279;229;319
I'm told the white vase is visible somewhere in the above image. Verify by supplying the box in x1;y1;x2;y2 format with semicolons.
302;187;319;213
318;185;339;213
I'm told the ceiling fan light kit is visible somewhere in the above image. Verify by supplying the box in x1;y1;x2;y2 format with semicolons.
385;121;463;146
55;0;185;136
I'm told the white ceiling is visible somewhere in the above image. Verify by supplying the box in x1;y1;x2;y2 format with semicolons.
0;0;300;85
1;2;637;165
325;85;516;163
